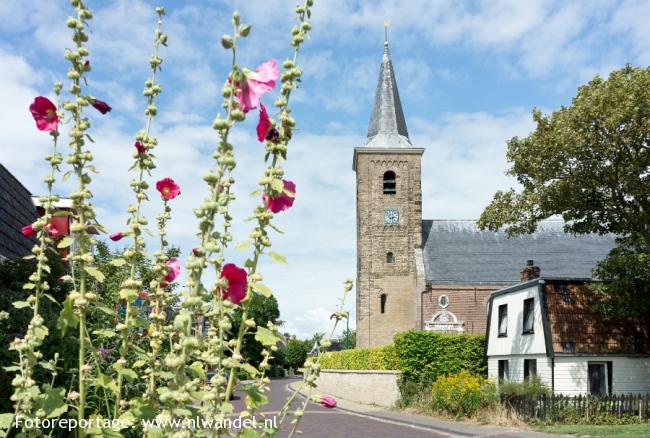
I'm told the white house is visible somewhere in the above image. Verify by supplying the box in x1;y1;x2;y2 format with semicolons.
486;269;650;396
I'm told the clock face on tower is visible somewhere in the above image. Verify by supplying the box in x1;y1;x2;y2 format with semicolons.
384;208;400;225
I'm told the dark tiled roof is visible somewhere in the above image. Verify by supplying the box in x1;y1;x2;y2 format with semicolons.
0;163;37;258
422;220;615;285
544;281;650;355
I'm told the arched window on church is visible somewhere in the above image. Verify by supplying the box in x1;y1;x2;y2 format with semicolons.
383;171;396;194
386;252;394;263
380;294;387;314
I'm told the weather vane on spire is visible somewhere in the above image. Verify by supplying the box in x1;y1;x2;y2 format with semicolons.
384;19;391;44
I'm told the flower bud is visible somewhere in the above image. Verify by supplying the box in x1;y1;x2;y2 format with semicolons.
238;24;251;37
232;10;240;26
220;35;234;49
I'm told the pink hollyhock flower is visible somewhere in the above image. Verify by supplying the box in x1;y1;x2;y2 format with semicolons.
109;232;125;242
21;224;36;237
236;59;279;113
163;258;180;283
134;141;146;154
256;103;272;142
29;96;59;132
91;98;112;114
320;395;337;409
263;179;296;213
46;223;60;238
220;263;247;304
156;178;181;201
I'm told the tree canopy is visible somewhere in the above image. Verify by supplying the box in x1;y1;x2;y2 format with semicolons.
479;65;650;316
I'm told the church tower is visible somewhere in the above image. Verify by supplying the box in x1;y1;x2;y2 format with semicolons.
353;37;425;348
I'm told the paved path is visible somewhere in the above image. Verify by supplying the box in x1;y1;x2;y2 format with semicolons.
230;377;567;438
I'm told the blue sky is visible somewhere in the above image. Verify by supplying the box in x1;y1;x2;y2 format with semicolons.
1;0;649;338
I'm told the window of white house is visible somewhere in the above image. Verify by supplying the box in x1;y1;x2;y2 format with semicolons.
523;298;534;334
524;359;537;381
498;359;509;382
588;362;612;396
498;304;507;337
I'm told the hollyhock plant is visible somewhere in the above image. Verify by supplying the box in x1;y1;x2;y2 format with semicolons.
21;224;36;237
109;232;125;242
134;140;146;154
29;96;59;132
91;98;112;114
263;179;296;213
220;263;248;304
156;177;181;201
236;59;279;113
320;395;337;409
164;258;181;283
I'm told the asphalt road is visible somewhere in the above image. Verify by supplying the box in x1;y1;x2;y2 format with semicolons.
230;377;446;437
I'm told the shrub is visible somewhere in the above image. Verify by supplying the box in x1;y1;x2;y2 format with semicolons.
320;344;398;370
394;330;487;386
429;371;498;418
499;376;551;398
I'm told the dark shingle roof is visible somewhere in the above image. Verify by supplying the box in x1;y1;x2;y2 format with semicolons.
422;219;616;285
0;163;37;259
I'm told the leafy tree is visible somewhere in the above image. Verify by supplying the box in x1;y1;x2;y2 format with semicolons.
479;65;650;316
336;329;356;349
233;293;281;366
282;338;311;370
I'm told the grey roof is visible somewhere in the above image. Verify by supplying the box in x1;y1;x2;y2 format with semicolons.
0;163;37;259
422;220;616;285
365;42;412;149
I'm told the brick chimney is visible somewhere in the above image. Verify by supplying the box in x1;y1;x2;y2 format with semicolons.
520;259;541;282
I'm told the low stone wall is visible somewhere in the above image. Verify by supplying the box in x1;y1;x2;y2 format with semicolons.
315;369;401;408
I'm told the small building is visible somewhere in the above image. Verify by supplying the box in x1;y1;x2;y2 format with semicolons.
486;264;650;395
0;163;38;260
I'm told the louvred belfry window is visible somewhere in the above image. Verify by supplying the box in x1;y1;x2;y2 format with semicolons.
383;171;396;194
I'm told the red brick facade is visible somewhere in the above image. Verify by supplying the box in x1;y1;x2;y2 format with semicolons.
421;284;508;334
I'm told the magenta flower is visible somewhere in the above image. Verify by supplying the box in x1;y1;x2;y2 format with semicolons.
220;263;247;304
21;224;36;237
320;395;337;409
29;97;59;132
263;179;296;214
156;178;181;201
134;141;146;154
109;232;125;242
46;223;61;238
163;258;181;283
91;98;112;114
256;103;272;142
236;59;279;113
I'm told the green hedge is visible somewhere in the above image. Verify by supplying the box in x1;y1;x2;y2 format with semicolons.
394;330;486;385
320;344;398;370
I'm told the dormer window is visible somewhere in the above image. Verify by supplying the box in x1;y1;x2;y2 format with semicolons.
383;171;396;194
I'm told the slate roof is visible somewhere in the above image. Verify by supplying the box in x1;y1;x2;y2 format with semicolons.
422;219;616;285
0;163;37;259
544;280;650;355
365;41;412;149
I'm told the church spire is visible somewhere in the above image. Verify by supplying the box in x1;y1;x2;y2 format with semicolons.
366;22;411;148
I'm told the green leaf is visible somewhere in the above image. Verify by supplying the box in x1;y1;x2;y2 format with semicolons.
39;361;55;371
268;251;287;264
249;189;262;197
94;373;119;394
132;360;146;369
0;413;14;429
35;387;68;418
252;283;273;298
187;362;206;380
239;429;261;438
93;329;116;338
271;178;284;192
52;210;73;217
235;240;252;251
22;254;36;260
57;236;74;249
269;223;284;234
22;283;35;290
62;170;73;182
109;258;127;267
95;304;117;317
242;384;268;410
12;301;30;309
112;364;137;382
143;228;155;237
57;297;79;336
239;363;259;378
254;327;280;347
84;266;106;282
43;293;58;304
3;366;21;372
